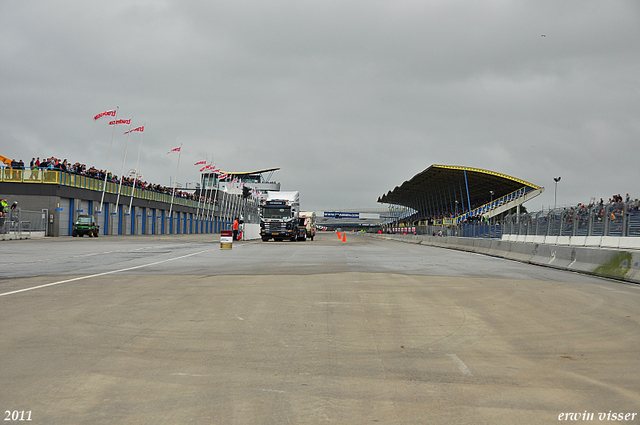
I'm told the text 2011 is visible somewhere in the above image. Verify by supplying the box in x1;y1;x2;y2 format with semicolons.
4;411;32;421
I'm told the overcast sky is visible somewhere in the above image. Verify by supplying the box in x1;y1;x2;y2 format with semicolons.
1;1;639;212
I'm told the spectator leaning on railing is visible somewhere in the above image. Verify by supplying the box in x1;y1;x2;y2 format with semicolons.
3;154;218;206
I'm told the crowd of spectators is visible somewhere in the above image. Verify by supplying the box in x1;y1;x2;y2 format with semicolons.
392;192;640;230
562;193;639;224
4;156;218;205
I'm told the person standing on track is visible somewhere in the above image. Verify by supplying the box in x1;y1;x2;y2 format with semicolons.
233;217;239;241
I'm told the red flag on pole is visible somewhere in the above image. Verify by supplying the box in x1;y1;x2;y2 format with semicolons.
199;166;208;172
94;110;117;121
124;126;144;134
109;119;131;126
167;147;181;154
194;160;207;165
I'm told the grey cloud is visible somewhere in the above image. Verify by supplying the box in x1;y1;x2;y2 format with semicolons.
1;0;639;211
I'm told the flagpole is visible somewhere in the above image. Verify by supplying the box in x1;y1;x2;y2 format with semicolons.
208;178;217;225
210;171;221;226
98;106;118;213
168;143;183;228
128;123;145;215
202;173;211;231
204;161;217;225
199;159;213;222
198;164;209;231
195;171;204;223
114;118;133;217
206;173;218;225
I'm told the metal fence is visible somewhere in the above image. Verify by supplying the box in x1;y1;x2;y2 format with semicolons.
0;209;47;239
381;202;640;241
501;202;640;237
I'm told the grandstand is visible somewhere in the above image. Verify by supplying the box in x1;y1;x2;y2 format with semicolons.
378;165;544;225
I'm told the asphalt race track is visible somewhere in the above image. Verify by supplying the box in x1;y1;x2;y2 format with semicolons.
1;232;639;424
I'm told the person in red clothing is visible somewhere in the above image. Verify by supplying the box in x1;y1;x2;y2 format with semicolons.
233;217;239;241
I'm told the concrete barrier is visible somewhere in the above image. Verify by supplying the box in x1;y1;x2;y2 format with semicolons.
601;236;621;249
473;238;493;255
242;223;261;241
504;241;536;263
487;240;507;257
619;238;640;250
370;233;640;284
569;236;587;247
454;237;474;252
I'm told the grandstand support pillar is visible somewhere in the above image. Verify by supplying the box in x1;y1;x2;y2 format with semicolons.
463;170;472;217
516;204;520;224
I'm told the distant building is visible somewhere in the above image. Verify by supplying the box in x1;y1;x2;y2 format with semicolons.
202;167;281;197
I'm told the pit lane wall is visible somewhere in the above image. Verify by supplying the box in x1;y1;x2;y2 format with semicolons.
371;233;640;284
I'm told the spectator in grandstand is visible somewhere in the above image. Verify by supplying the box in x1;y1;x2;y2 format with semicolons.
8;152;221;205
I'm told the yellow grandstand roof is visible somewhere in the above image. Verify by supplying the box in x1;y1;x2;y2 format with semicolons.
378;164;541;209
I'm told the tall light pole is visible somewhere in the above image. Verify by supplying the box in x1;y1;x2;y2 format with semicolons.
553;176;561;210
489;191;494;225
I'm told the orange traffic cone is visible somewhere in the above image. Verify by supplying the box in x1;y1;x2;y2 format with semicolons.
342;232;346;242
337;231;342;239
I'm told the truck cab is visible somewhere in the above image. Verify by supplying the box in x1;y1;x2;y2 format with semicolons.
260;191;303;242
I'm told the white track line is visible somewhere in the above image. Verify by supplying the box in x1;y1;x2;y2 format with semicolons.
448;354;473;376
0;249;211;298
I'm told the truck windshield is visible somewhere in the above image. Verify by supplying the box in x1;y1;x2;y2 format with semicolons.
76;217;93;224
262;207;291;219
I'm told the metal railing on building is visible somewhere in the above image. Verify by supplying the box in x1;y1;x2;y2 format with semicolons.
0;167;242;213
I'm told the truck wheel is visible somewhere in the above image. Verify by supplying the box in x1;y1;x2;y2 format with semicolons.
262;237;269;242
94;231;99;238
72;231;77;237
